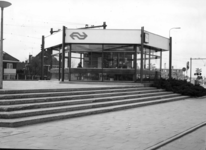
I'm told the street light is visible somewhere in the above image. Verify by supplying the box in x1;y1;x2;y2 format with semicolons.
169;27;181;79
169;27;181;37
0;1;11;89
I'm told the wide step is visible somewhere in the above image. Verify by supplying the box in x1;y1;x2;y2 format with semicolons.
0;93;181;118
0;96;189;127
0;85;190;127
0;86;151;99
0;92;175;111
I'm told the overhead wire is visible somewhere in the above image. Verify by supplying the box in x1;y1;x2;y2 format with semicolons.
6;17;85;29
8;17;85;25
4;32;41;39
4;16;87;61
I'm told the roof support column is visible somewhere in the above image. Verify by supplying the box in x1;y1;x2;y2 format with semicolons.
190;58;192;82
41;35;44;80
49;48;53;70
169;37;172;79
68;44;71;81
140;27;144;83
134;45;137;82
61;26;66;82
58;49;61;81
160;50;162;78
102;45;104;82
149;48;151;81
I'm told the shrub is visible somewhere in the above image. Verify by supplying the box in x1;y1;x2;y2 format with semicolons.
151;78;206;97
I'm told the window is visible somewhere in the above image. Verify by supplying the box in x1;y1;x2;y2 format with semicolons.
7;63;13;69
3;74;15;80
10;75;16;80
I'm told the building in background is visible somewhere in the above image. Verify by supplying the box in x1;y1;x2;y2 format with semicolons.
161;68;185;80
3;52;19;80
24;51;58;80
16;62;26;80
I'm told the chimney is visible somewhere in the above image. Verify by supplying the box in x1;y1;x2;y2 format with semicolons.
29;55;32;63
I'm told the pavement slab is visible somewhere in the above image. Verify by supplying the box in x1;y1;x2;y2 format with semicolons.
0;97;206;150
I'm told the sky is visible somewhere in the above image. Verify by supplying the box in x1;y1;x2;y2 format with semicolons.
2;0;206;77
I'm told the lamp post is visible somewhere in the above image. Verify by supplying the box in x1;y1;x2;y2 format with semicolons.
0;1;11;89
169;27;181;79
169;27;181;37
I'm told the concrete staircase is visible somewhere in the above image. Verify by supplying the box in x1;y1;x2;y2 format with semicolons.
0;85;189;127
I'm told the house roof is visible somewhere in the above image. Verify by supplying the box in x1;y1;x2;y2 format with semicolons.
3;52;19;62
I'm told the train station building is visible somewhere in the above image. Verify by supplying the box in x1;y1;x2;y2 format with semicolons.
42;26;169;83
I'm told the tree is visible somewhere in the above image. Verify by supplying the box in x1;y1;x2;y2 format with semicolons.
182;67;186;80
30;57;41;76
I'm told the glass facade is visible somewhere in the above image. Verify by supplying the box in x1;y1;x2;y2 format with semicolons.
50;44;162;82
69;44;136;81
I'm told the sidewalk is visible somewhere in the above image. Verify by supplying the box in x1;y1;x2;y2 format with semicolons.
0;96;206;150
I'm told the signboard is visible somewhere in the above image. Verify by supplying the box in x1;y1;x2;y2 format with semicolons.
144;31;169;51
66;29;141;44
45;29;169;51
45;31;62;49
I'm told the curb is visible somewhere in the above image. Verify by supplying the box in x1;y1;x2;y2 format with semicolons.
144;121;206;150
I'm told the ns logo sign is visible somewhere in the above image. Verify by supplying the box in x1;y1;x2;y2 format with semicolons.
70;32;87;40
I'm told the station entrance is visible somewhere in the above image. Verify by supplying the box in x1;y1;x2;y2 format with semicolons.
43;26;169;83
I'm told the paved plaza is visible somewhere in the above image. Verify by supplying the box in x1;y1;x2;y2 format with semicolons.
0;81;206;150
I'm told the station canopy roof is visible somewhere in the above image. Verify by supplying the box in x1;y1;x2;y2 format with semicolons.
45;29;169;51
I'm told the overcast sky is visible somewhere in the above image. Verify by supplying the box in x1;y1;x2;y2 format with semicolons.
2;0;206;77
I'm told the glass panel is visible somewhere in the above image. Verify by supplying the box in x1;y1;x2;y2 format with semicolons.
136;47;141;69
71;72;100;81
71;52;81;68
135;46;141;81
103;45;135;82
83;52;102;68
52;49;59;55
135;47;162;82
72;44;102;52
70;44;102;81
103;45;134;52
103;73;134;81
71;44;102;69
146;49;161;81
150;50;160;71
52;55;60;69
